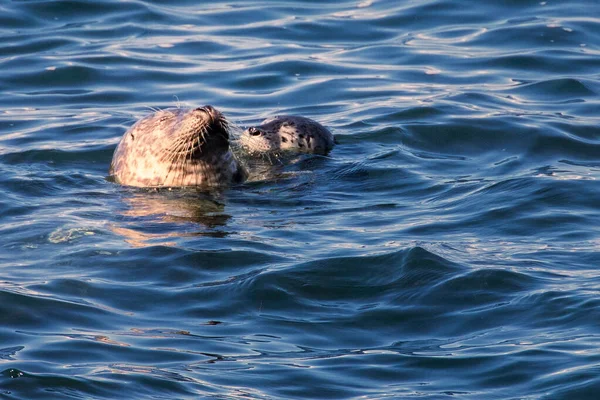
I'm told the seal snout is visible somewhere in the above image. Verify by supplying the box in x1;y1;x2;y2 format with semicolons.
196;105;221;123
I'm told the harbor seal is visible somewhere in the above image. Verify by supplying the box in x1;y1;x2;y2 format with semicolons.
239;115;334;155
109;106;246;188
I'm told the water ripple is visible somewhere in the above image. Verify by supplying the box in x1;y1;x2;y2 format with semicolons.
1;0;600;399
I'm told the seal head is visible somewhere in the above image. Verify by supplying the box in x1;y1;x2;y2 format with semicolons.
109;106;246;187
240;115;334;155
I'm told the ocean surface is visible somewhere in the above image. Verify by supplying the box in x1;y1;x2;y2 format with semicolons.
1;0;599;398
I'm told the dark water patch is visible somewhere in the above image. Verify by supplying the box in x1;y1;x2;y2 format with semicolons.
527;130;600;162
255;247;463;305
402;118;534;157
430;268;535;305
82;246;284;283
508;78;596;100
0;289;116;330
29;278;171;315
277;19;397;44
481;50;600;75
407;173;600;241
13;0;146;22
517;290;600;332
445;92;523;112
0;8;46;31
246;247;472;344
553;120;600;144
0;347;24;361
469;20;587;50
1;147;115;168
331;44;415;67
0;37;82;59
5;65;104;90
0;363;196;400
375;1;492;30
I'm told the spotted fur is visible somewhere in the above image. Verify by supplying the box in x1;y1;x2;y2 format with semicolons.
109;106;246;188
240;115;334;155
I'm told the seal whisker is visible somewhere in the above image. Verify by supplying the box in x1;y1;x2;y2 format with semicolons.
145;105;162;114
194;152;200;187
153;109;220;186
169;136;187;186
163;134;190;184
177;131;194;185
185;129;197;186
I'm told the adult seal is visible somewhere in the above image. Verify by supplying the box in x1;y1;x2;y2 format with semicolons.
109;106;246;188
239;115;334;155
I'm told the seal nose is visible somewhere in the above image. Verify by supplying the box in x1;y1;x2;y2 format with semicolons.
196;105;218;120
248;127;261;136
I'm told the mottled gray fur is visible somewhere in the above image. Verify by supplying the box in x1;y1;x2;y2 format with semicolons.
109;106;246;188
240;115;334;155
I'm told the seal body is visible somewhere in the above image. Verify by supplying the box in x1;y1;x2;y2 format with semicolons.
109;106;246;188
239;116;334;155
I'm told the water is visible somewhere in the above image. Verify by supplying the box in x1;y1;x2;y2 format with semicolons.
1;0;599;398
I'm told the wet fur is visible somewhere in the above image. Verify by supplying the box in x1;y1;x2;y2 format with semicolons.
110;106;246;188
240;116;334;155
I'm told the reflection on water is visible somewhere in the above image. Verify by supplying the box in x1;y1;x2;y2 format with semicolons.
111;189;232;247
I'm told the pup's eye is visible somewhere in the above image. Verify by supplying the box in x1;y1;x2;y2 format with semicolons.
248;127;261;136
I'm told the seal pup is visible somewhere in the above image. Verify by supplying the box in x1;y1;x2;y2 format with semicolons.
109;106;246;188
239;116;334;155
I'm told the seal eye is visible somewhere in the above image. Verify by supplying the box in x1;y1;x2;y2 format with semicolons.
248;127;261;136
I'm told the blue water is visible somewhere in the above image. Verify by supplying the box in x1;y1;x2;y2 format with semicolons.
1;0;600;398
